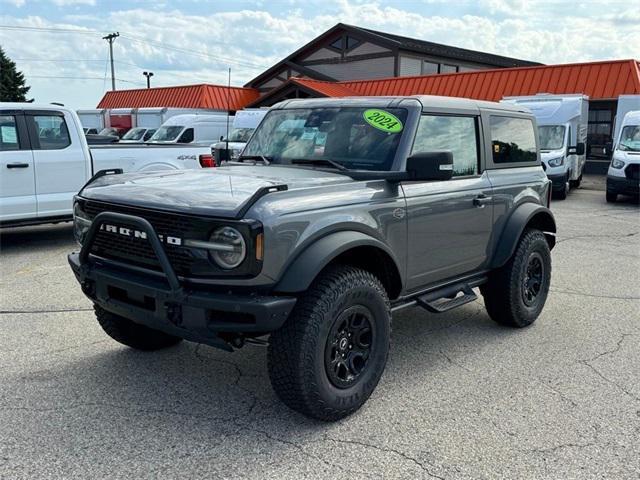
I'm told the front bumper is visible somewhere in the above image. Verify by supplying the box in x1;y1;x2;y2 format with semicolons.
69;211;296;350
546;173;567;191
606;175;640;196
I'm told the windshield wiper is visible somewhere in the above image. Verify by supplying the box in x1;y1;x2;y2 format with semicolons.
237;155;271;165
290;158;348;171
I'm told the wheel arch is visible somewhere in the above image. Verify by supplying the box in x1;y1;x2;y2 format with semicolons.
274;231;403;300
490;203;556;269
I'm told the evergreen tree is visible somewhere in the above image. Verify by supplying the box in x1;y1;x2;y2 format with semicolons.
0;46;31;102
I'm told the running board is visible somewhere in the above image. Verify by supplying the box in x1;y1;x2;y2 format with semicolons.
415;284;478;313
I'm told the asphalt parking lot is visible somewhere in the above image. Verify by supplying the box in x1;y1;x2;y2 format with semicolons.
1;187;638;480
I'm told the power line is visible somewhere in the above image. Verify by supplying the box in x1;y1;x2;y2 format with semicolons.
0;24;269;70
28;75;146;86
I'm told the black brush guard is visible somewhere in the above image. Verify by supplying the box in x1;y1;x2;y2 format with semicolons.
68;211;296;350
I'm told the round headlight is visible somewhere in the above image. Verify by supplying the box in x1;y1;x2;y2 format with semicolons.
209;226;246;269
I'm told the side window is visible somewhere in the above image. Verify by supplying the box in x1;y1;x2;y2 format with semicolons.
490;116;537;163
178;128;194;143
412;115;479;177
0;115;20;151
143;129;156;141
33;115;71;150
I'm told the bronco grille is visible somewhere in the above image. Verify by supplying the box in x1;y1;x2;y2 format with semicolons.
83;201;212;276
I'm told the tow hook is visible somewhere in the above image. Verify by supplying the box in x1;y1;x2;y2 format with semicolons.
165;303;183;326
81;280;95;298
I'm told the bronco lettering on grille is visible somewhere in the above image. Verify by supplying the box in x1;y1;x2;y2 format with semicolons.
99;223;182;246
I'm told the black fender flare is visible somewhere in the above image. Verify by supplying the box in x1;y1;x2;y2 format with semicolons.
274;230;403;294
490;203;556;268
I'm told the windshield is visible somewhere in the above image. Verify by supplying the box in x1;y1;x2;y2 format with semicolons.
226;128;255;143
538;125;565;150
242;107;408;171
150;126;184;142
121;128;146;140
618;125;640;152
98;127;118;136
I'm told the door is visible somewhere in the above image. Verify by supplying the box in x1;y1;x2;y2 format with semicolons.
401;114;494;291
26;110;88;218
0;113;36;222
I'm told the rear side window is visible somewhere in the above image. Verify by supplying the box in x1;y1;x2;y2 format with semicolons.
33;115;71;150
178;128;194;143
0;115;20;151
412;115;479;176
490;116;536;163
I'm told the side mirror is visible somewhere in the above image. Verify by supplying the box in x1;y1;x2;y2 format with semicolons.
406;152;453;181
220;135;224;141
604;141;613;156
568;142;585;156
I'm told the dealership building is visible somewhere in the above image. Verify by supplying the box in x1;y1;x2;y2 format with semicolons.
98;23;640;169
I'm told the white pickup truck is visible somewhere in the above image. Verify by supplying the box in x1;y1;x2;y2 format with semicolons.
0;103;217;227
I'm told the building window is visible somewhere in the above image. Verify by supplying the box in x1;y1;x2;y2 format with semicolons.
490;116;537;164
330;37;343;50
346;35;361;50
413;115;479;176
422;61;439;75
440;64;458;74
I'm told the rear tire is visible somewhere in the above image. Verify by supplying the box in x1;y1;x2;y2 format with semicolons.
94;305;182;351
268;265;391;421
481;229;551;328
606;191;617;203
555;175;569;200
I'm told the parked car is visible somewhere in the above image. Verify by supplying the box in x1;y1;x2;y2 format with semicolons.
607;110;640;202
0;103;217;227
148;114;233;145
83;127;99;135
119;127;156;143
85;133;119;145
211;109;268;163
99;127;125;138
502;94;587;199
68;95;555;421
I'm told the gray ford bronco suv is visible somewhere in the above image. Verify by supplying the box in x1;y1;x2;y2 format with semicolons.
69;96;556;421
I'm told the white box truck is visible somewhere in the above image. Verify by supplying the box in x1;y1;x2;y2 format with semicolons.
502;94;588;199
135;108;217;129
607;109;640;202
612;95;640;151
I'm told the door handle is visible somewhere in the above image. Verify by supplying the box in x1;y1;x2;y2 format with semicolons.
473;194;493;207
6;163;30;169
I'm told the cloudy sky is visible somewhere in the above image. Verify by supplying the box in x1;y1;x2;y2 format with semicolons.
1;0;638;109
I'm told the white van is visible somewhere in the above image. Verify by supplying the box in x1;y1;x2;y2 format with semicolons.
607;110;640;202
502;94;588;199
148;114;233;146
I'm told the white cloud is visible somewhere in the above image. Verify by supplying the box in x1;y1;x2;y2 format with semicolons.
51;0;96;5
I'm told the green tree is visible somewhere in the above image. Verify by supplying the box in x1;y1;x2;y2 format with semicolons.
0;46;31;102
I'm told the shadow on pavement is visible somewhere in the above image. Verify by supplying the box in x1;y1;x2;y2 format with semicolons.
0;223;74;253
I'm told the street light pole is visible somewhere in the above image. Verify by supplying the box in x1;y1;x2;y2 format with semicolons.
143;71;154;89
102;32;120;91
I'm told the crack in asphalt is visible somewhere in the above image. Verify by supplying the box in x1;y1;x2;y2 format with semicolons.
556;231;639;244
529;441;597;454
321;437;445;479
578;334;640;403
0;307;93;314
549;288;640;301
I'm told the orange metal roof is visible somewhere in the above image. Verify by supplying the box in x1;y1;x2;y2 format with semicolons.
97;83;260;110
290;78;359;97
340;59;640;101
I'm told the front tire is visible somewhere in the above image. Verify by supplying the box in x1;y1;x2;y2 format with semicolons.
94;305;183;351
268;265;391;421
481;229;551;328
555;175;569;200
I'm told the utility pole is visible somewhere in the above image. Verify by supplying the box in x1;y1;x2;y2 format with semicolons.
102;32;119;91
143;71;154;88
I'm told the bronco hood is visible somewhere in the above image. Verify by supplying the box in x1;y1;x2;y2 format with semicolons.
80;165;353;218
